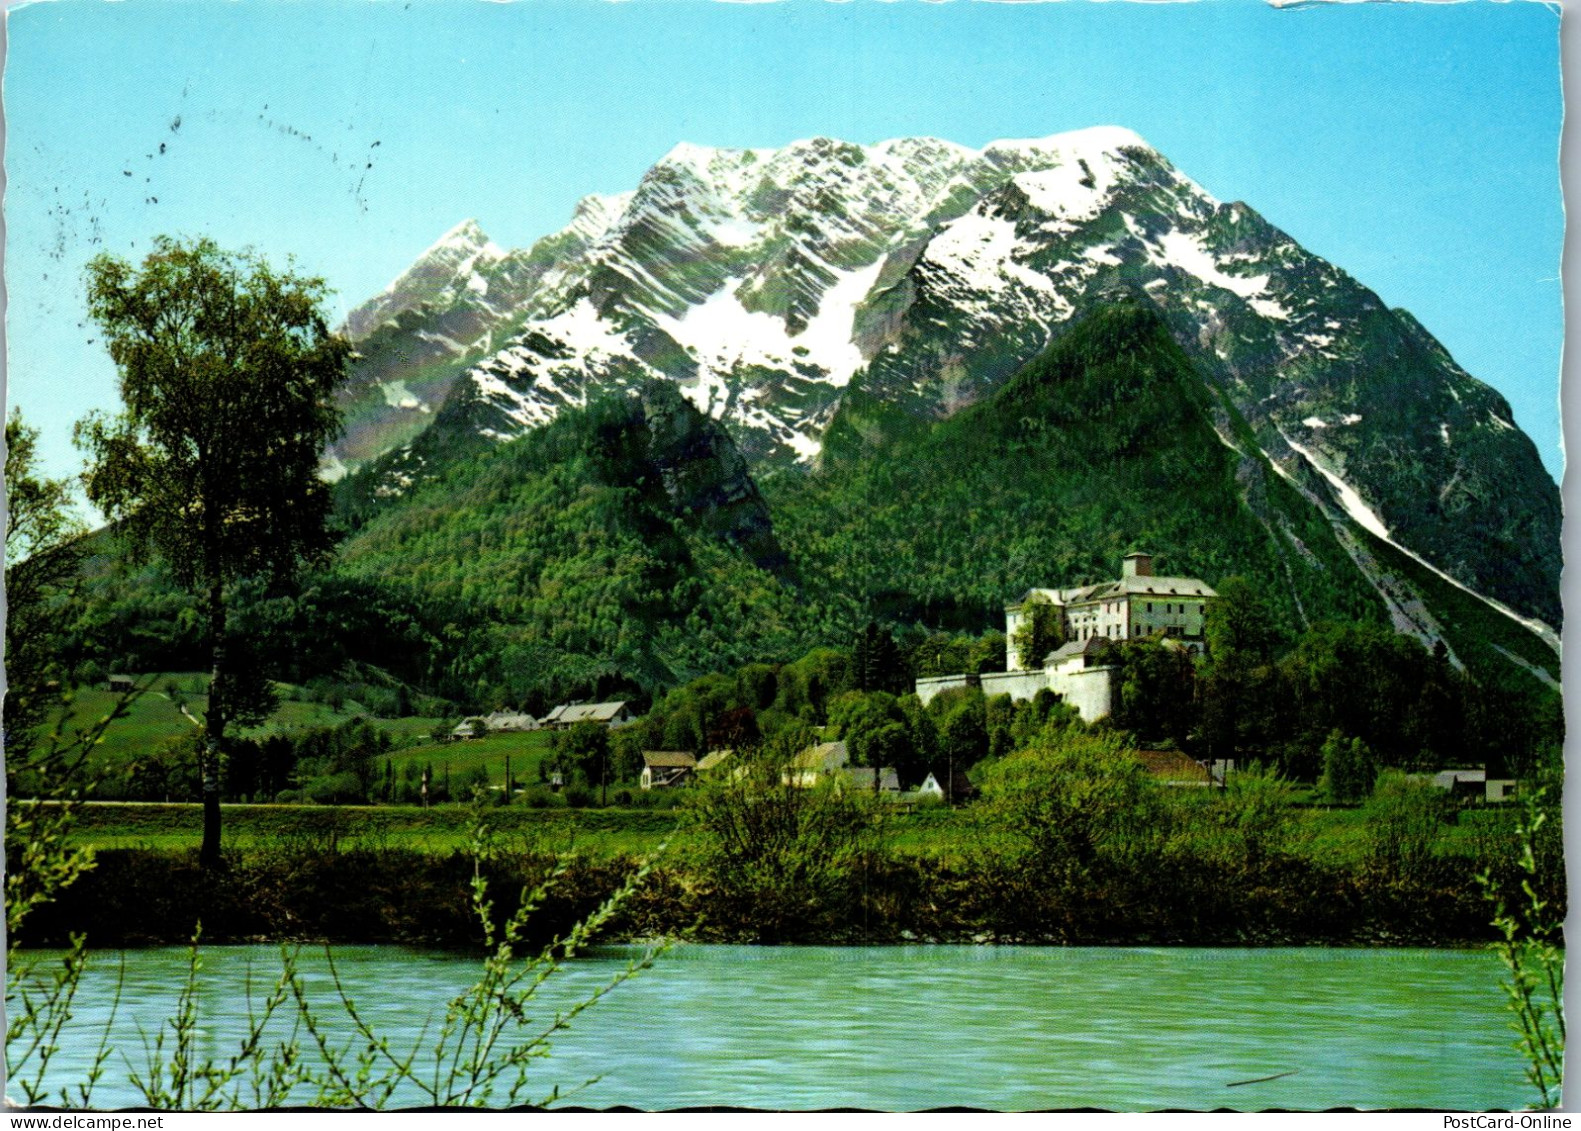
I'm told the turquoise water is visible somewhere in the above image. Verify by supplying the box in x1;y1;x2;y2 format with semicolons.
8;944;1534;1110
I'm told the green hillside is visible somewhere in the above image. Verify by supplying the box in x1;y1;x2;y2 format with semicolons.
334;384;816;707
773;302;1386;642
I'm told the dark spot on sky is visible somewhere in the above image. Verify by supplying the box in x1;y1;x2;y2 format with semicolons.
122;170;132;177
159;142;167;155
170;115;182;132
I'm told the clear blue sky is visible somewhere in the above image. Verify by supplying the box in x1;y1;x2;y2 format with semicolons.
4;0;1564;493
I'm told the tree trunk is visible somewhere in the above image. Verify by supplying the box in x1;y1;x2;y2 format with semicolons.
200;579;226;868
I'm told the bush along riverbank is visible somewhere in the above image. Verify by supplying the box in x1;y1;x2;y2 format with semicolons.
17;734;1559;950
11;839;1538;950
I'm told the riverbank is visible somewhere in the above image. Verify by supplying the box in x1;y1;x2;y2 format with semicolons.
15;841;1522;950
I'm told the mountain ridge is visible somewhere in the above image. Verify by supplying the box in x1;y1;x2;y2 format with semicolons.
328;125;1561;633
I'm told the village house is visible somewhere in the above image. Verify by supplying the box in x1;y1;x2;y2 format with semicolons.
640;751;696;790
1424;767;1518;804
838;766;901;795
541;701;636;730
1430;768;1486;799
1485;779;1518;804
784;741;849;788
784;741;903;796
483;710;538;733
1135;749;1232;788
916;553;1217;722
917;768;977;802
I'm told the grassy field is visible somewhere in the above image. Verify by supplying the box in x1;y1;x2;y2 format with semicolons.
62;677;454;768
62;801;687;858
50;679;1518;868
56;793;1515;867
63;679;388;751
54;685;201;767
53;679;653;808
382;730;559;786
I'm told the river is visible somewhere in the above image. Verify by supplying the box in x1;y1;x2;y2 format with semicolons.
7;944;1534;1110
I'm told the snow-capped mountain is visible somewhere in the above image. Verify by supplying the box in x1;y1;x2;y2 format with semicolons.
344;219;506;340
334;126;1561;634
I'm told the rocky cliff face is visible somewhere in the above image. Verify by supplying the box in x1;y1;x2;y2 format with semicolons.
334;126;1561;634
637;381;785;574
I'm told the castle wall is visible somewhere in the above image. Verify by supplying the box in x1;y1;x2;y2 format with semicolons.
914;675;973;706
979;671;1052;702
1047;666;1117;723
914;666;1116;722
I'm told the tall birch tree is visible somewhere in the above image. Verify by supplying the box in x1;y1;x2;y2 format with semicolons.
77;237;350;867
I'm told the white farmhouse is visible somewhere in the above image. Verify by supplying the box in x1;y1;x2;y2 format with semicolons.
916;553;1217;722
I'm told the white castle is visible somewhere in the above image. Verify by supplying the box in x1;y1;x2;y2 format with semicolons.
915;553;1217;722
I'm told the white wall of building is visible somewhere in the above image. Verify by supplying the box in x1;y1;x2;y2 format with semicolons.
979;671;1052;702
915;675;973;706
1047;666;1116;723
915;665;1115;721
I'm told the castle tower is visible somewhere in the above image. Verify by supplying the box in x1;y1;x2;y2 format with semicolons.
1122;552;1154;579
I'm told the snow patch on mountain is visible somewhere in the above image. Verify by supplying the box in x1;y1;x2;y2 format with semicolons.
1016;165;1113;225
658;256;887;415
1256;439;1460;661
567;192;635;245
924;211;1023;294
1149;229;1273;306
435;218;504;258
553;296;640;361
1280;430;1391;539
380;380;428;412
984;125;1150;167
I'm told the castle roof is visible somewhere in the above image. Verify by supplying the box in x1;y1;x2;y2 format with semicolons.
1044;636;1117;665
1069;576;1216;603
1009;576;1214;610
